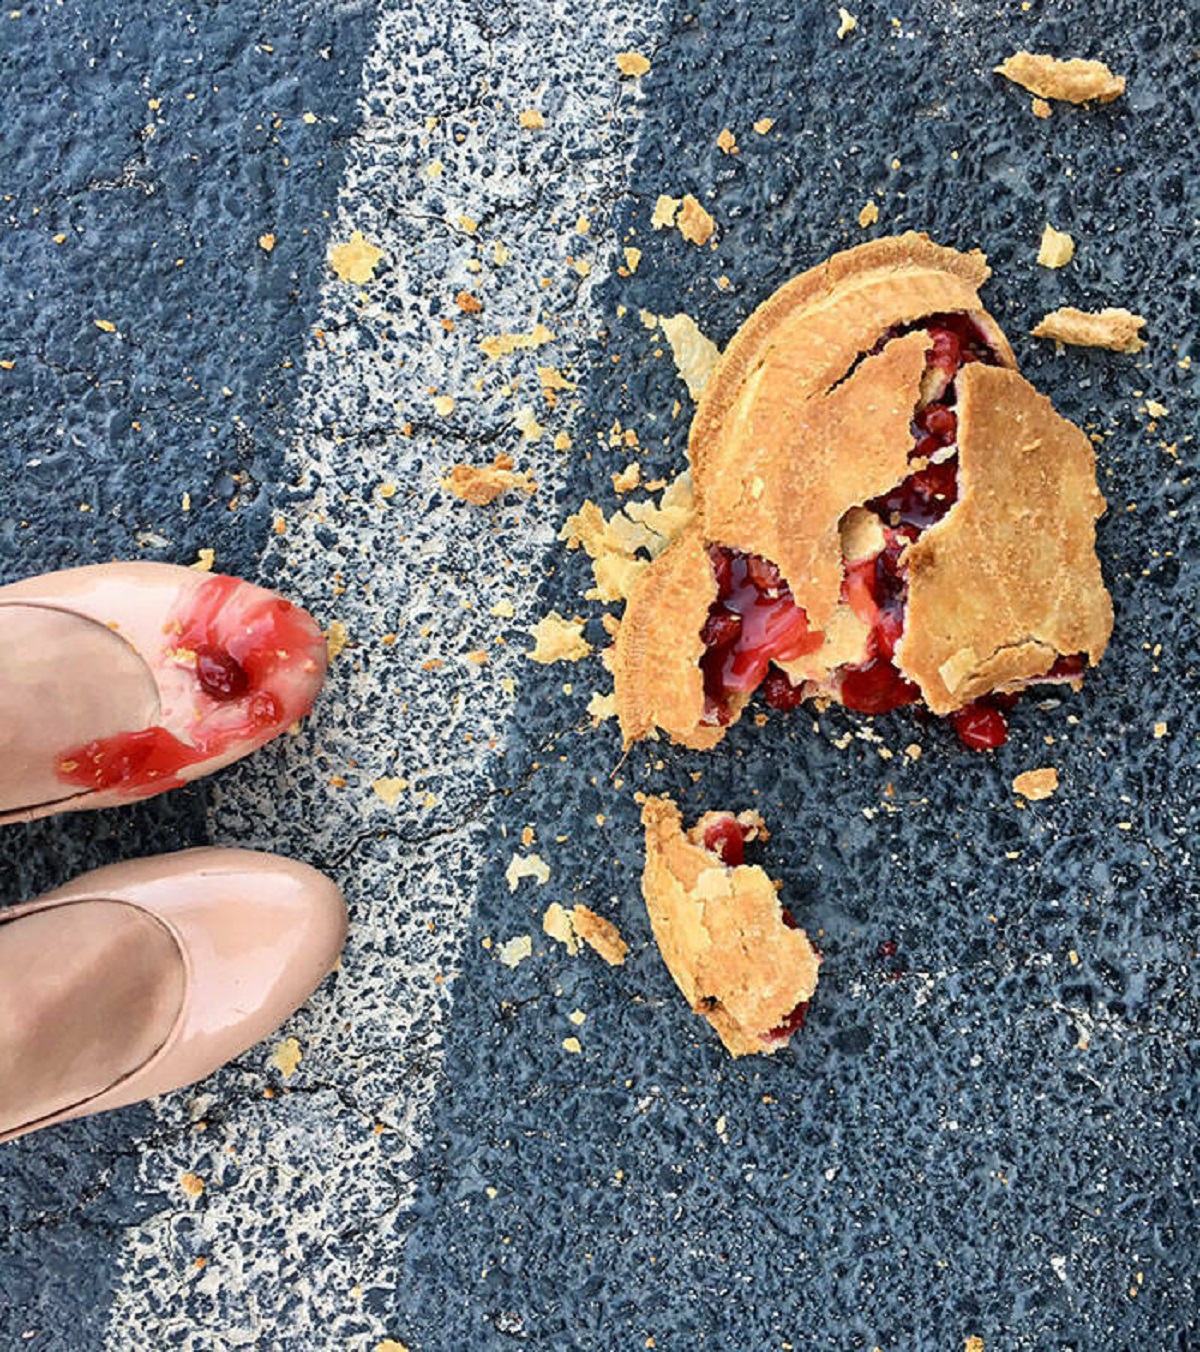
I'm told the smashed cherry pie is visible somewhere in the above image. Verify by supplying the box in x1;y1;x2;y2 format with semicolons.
614;233;1113;751
641;795;820;1057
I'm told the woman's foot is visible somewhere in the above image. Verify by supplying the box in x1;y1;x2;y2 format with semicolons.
0;562;327;823
0;848;347;1143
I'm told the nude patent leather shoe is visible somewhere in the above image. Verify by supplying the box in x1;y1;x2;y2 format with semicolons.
0;562;328;825
0;848;347;1143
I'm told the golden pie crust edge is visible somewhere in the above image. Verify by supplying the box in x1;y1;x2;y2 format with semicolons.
641;795;820;1058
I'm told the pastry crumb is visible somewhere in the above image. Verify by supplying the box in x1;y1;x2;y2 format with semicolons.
653;313;722;399
651;194;681;230
1037;223;1075;269
623;246;642;273
270;1036;303;1079
443;455;537;505
572;904;629;965
180;1173;206;1198
587;690;618;722
506;853;551;892
543;901;581;955
326;620;349;661
836;7;857;39
497;934;534;968
678;194;716;246
612;462;642;494
562;1036;583;1054
329;230;385;283
753;117;775;134
994;51;1125;104
371;776;408;806
478;322;555;359
1031;96;1052;119
857;201;879;228
716;127;738;154
1012;767;1059;801
1031;306;1146;352
191;548;215;572
615;50;651;77
518;108;545;129
1153;720;1168;739
528;611;592;664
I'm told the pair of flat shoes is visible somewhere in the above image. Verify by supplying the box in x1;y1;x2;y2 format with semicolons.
0;562;345;1143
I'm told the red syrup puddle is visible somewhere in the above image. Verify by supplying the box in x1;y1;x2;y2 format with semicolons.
700;814;813;1043
56;574;321;797
696;313;1081;751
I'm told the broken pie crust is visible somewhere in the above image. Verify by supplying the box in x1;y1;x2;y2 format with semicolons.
614;232;1114;747
641;796;820;1057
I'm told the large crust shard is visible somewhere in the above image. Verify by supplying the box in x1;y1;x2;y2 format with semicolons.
994;52;1126;105
613;528;721;749
898;364;1112;712
690;232;1015;507
1031;306;1147;353
641;796;820;1057
701;329;930;629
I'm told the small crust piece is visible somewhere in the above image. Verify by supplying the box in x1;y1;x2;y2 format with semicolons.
641;796;820;1057
994;52;1125;104
613;527;722;749
1031;306;1147;353
899;364;1113;712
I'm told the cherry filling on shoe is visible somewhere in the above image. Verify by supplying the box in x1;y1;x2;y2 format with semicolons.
56;575;321;797
697;314;1082;750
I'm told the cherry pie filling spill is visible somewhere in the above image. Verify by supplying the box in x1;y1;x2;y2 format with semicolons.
697;313;1086;750
699;813;811;1042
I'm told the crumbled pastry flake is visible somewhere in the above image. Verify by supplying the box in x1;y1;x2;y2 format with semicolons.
572;904;629;965
994;51;1125;104
654;313;722;399
442;454;537;505
1031;306;1147;352
528;612;592;665
753;117;775;134
716;128;738;154
1031;97;1052;119
615;50;651;77
372;776;408;805
180;1173;206;1197
190;548;216;572
857;201;879;228
543;901;581;955
640;796;819;1056
478;322;555;359
1037;223;1075;268
497;934;534;968
837;7;857;39
326;620;349;661
270;1036;303;1079
506;854;552;891
518;108;545;129
587;691;617;722
1013;767;1059;800
329;230;385;283
651;195;681;230
678;194;716;246
612;462;642;494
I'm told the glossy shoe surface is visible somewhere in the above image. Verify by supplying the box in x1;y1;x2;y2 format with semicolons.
0;848;347;1143
0;562;327;823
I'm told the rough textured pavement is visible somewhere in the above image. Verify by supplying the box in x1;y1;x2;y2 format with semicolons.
1;1;1198;1349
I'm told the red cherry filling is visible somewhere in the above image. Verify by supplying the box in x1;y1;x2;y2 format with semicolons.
196;644;251;701
701;814;747;866
701;547;823;723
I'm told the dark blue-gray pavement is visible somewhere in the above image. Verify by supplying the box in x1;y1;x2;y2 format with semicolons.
388;2;1200;1350
0;2;378;1346
1;0;1199;1349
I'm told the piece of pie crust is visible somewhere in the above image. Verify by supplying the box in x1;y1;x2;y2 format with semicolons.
641;795;820;1057
613;232;1114;751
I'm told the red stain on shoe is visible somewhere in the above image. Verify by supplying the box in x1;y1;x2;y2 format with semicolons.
56;575;324;797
